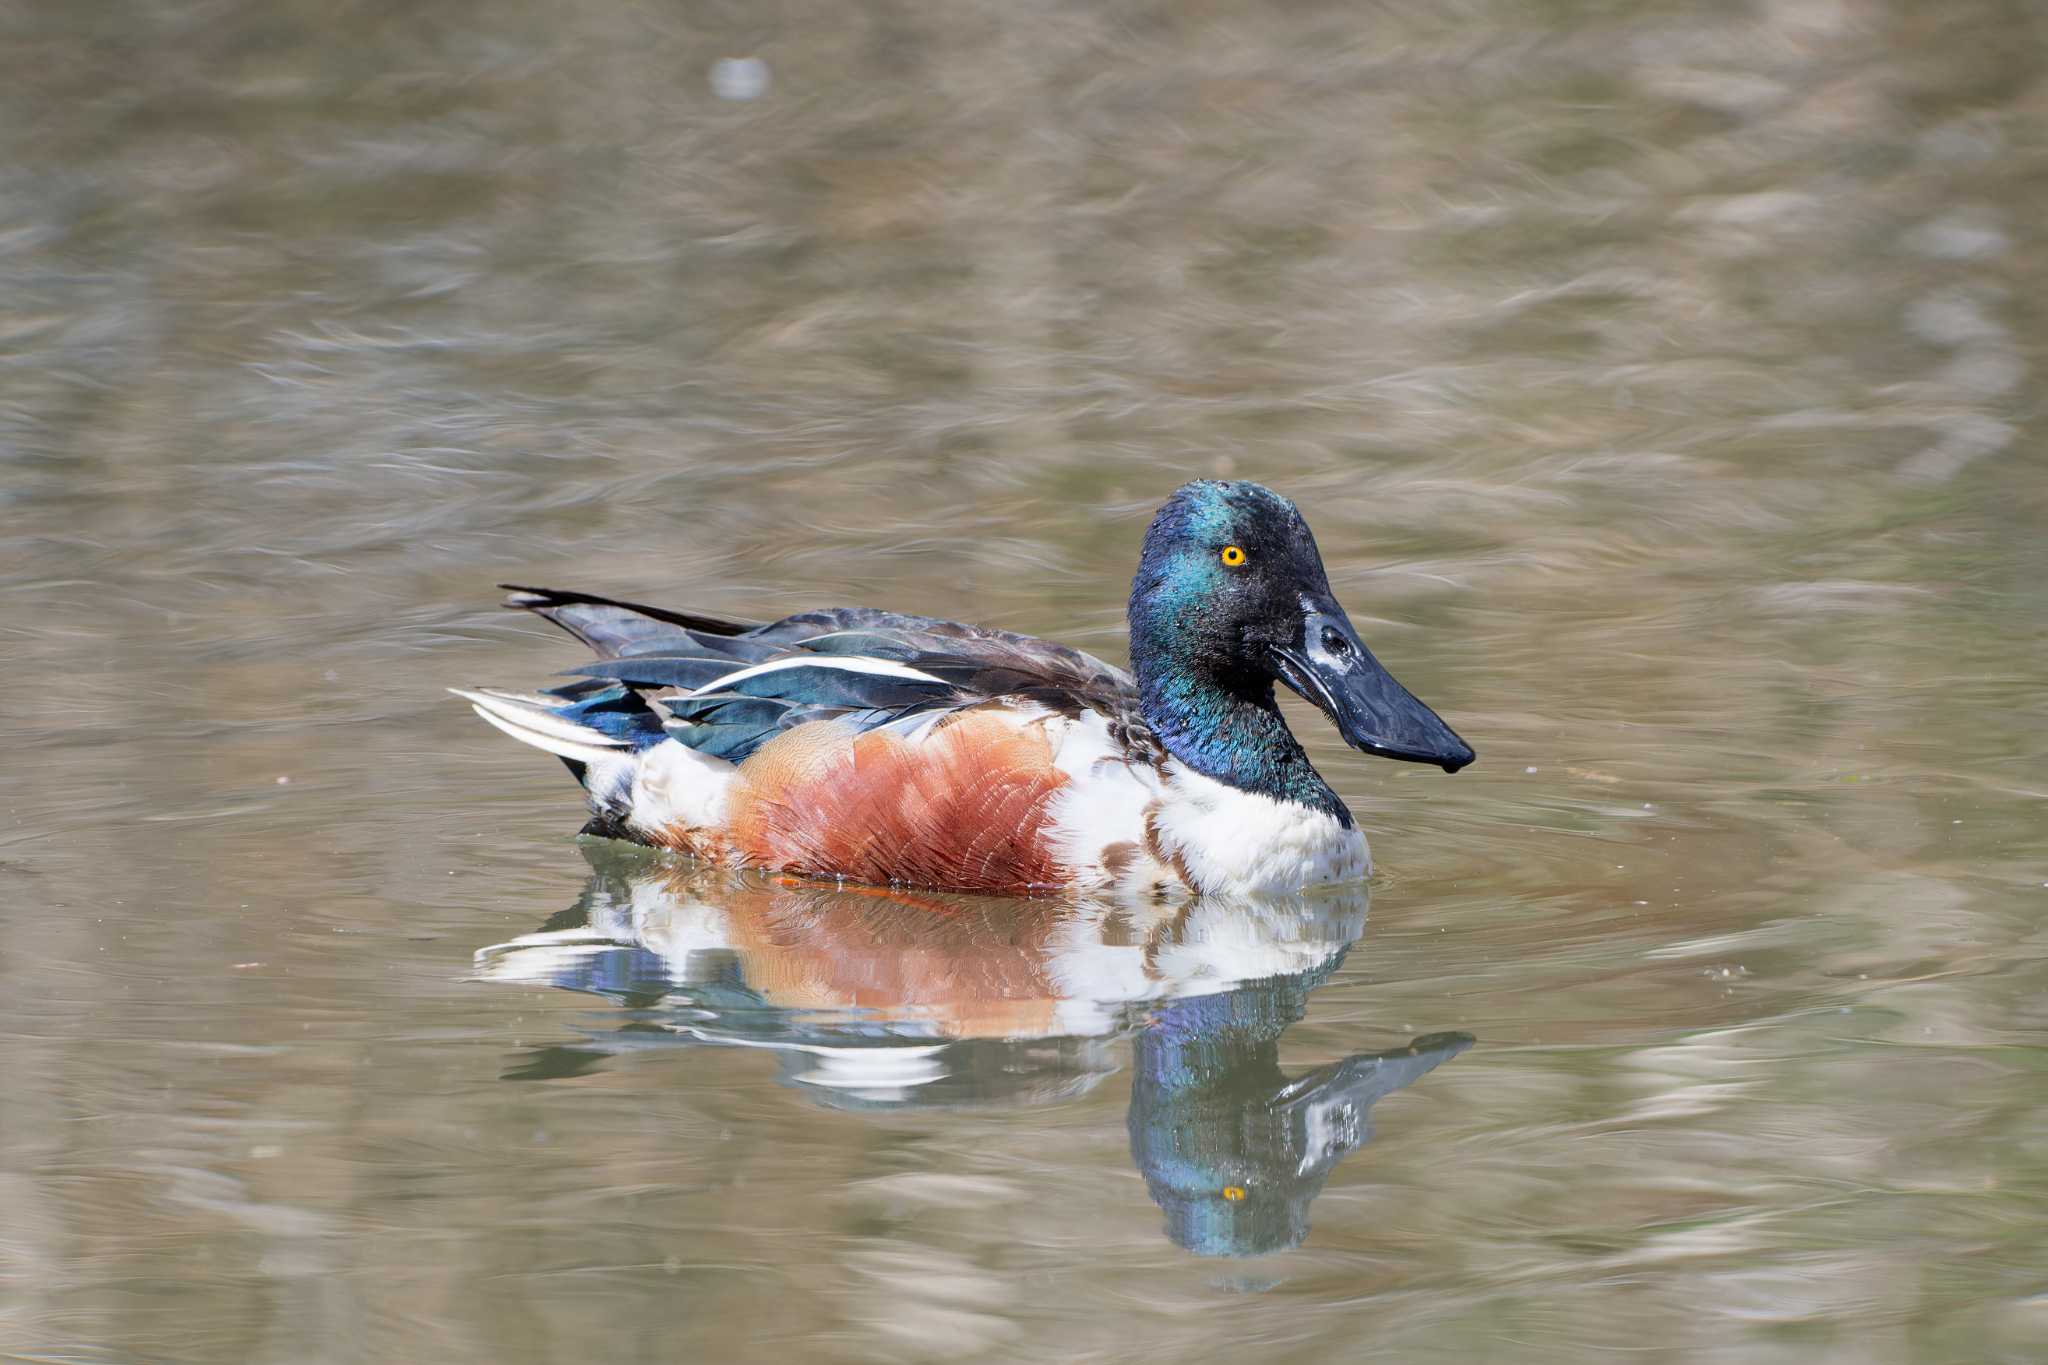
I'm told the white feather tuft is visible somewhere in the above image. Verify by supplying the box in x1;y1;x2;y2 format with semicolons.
456;687;625;766
684;655;947;698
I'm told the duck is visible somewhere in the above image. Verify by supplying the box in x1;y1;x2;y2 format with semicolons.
456;479;1474;897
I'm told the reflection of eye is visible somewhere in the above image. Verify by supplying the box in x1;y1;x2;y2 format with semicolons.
1222;1185;1247;1202
1220;545;1247;567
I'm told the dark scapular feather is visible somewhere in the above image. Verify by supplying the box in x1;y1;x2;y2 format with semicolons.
506;587;1156;767
569;656;750;690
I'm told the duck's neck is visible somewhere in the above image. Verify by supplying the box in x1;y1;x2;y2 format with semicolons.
1134;657;1353;828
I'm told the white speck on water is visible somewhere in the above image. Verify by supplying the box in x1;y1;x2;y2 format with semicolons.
1525;766;1538;774
1902;208;2009;261
1943;349;2025;396
1906;290;2003;347
711;57;770;101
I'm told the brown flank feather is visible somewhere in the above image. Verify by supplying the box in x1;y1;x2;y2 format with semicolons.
720;709;1070;893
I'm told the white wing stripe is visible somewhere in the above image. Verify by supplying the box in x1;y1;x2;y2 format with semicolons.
683;655;948;698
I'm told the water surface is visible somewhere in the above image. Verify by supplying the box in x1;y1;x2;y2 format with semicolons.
3;0;2046;1360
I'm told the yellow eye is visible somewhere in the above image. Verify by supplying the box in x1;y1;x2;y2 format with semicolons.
1222;1186;1247;1202
1220;545;1247;567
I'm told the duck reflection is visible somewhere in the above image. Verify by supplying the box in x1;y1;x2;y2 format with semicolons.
476;845;1469;1256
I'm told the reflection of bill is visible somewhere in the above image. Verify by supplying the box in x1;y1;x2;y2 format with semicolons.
476;845;1469;1255
1131;986;1468;1256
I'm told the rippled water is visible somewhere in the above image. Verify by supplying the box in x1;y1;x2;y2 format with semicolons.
4;0;2046;1360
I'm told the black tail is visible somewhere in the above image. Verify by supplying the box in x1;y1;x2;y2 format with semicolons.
501;584;759;660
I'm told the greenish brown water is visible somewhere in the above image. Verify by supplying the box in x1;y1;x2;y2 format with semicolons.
4;0;2047;1360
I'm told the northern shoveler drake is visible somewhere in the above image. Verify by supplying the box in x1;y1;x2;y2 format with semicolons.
457;479;1474;897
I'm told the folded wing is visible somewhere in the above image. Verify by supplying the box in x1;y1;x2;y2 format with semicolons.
499;583;1145;765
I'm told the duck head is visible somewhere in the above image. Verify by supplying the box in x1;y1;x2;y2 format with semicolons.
1127;481;1474;809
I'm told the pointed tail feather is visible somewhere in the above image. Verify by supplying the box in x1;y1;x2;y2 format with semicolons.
452;687;631;766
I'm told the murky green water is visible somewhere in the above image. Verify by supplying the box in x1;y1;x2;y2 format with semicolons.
4;0;2046;1359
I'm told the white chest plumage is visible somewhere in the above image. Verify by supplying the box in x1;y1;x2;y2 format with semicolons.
1042;710;1369;897
1146;762;1369;895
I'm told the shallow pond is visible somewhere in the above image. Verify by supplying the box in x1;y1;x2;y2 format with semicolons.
3;0;2045;1360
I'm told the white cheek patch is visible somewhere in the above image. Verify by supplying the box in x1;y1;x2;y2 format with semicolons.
1299;596;1355;678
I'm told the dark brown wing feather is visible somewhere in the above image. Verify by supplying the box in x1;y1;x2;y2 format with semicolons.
508;589;1163;767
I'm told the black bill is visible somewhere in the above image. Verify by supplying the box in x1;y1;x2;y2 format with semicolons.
1270;605;1475;773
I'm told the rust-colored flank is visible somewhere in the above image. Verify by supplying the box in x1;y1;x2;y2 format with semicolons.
718;709;1070;894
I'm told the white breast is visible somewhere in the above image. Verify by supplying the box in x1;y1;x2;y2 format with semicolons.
1146;762;1369;895
1040;709;1369;897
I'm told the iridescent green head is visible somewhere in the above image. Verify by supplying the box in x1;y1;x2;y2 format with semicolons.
1127;481;1473;816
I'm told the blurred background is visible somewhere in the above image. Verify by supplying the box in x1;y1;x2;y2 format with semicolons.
3;0;2045;1360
